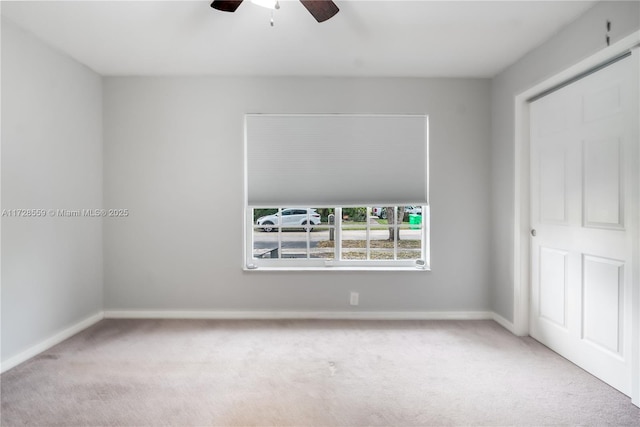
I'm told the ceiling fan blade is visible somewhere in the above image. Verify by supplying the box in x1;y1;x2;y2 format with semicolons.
210;0;244;12
299;0;339;22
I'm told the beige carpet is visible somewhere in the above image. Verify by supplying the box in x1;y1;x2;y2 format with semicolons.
1;319;639;426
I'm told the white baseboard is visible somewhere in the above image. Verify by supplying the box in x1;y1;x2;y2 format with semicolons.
492;312;517;334
103;310;496;321
0;311;104;374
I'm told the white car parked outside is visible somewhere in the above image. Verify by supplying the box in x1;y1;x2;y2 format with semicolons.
256;208;321;232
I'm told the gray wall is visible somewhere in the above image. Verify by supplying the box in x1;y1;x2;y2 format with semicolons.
103;77;491;312
490;1;640;321
1;19;104;361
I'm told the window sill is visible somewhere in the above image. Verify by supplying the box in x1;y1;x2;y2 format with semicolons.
244;265;431;272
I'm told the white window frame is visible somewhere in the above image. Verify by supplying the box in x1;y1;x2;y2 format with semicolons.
244;113;429;271
244;206;430;271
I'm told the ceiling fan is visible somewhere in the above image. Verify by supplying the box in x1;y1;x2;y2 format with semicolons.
210;0;339;23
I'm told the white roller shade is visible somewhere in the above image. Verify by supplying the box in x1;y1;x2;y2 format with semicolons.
245;114;428;207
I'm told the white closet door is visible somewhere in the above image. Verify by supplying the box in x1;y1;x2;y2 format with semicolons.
530;54;638;395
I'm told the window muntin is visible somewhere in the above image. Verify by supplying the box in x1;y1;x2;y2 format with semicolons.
247;206;429;270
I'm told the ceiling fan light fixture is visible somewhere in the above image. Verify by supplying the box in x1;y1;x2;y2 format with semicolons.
211;0;337;22
251;0;278;10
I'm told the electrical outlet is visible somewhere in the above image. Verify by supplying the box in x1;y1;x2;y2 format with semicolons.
350;292;359;306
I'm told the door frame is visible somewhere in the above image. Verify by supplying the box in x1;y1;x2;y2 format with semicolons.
513;31;640;405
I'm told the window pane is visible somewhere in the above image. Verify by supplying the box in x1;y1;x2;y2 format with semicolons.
254;208;281;232
253;208;280;259
280;231;308;259
341;225;367;260
398;223;421;260
310;227;335;260
311;207;335;259
253;226;279;258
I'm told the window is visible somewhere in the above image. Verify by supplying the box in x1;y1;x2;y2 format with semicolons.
248;206;429;270
245;114;429;270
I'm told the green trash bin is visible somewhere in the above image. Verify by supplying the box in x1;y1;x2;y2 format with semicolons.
409;214;422;229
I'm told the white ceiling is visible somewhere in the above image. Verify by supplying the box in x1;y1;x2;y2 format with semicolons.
1;0;596;78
